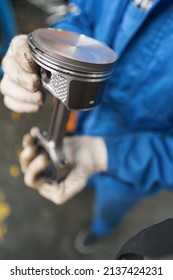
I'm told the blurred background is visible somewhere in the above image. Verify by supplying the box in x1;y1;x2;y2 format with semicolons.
0;0;173;260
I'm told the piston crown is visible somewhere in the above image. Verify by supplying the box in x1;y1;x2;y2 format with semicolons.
28;28;116;74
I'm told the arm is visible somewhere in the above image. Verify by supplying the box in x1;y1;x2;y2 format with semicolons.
20;128;173;204
105;132;173;192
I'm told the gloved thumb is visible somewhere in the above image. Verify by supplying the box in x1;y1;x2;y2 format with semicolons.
38;164;88;205
24;153;49;188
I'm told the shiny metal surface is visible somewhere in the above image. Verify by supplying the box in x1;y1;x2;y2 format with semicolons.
28;28;116;72
27;28;117;181
28;28;117;109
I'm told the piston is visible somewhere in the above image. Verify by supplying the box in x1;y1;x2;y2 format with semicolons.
27;28;116;181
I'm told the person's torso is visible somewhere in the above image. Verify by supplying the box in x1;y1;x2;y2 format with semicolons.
77;0;173;137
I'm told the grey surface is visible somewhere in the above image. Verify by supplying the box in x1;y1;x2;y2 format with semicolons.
29;28;116;69
0;0;173;260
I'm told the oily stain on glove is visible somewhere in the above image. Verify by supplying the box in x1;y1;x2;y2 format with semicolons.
0;190;11;240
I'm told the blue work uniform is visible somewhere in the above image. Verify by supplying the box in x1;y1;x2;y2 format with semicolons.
54;0;173;235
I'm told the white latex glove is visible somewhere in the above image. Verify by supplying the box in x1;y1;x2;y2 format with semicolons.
0;35;43;113
19;127;107;204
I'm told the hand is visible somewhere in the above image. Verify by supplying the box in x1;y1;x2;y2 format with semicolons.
0;35;43;113
19;127;108;204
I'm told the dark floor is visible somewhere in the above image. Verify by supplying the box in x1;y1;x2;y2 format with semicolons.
0;0;173;260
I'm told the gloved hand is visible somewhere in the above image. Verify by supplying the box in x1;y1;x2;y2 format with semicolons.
19;127;107;204
0;35;43;113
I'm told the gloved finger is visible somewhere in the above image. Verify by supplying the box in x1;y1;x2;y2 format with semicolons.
22;133;35;148
38;183;65;205
1;57;40;92
38;165;88;205
3;96;41;113
22;126;40;147
1;74;43;102
24;154;49;188
30;126;40;138
6;34;38;73
19;145;38;173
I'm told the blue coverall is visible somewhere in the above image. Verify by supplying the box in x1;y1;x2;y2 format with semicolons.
54;0;173;235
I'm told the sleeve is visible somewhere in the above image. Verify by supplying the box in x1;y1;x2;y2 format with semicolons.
104;132;173;193
52;0;100;37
